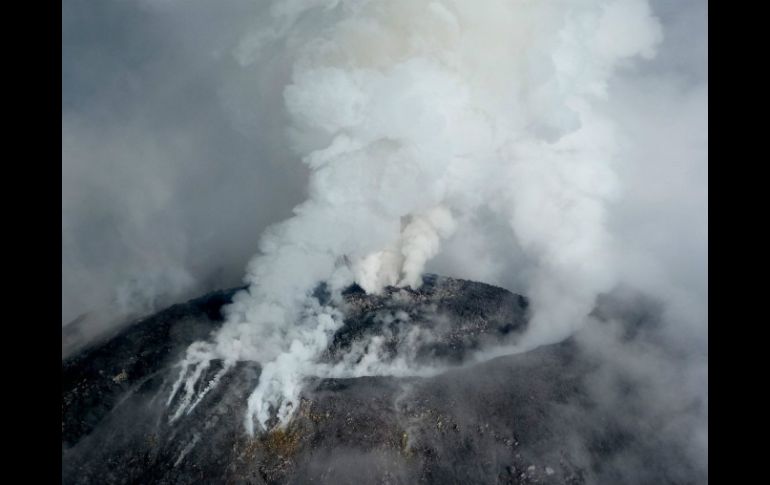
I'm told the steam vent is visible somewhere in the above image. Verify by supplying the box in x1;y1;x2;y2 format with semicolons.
62;275;703;484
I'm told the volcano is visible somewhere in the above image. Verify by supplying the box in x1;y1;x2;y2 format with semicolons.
62;275;702;484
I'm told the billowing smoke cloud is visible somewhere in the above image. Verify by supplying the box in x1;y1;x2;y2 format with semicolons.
159;0;682;435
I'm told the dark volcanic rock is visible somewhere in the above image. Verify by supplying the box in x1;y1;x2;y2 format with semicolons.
61;287;246;447
61;275;702;485
328;274;529;366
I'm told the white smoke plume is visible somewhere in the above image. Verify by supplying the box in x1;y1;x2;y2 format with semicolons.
164;0;672;435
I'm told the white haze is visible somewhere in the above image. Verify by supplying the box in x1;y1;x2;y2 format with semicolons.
63;0;706;458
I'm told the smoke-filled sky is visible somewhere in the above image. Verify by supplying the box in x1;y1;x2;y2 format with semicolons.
62;0;706;330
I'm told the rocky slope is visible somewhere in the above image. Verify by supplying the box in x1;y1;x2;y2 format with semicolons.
61;275;702;484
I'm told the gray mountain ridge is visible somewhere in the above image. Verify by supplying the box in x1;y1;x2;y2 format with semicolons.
61;274;702;484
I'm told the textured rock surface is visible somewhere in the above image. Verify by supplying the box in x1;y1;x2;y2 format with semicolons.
61;275;701;484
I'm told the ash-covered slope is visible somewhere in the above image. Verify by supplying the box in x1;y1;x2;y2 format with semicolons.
62;275;701;485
